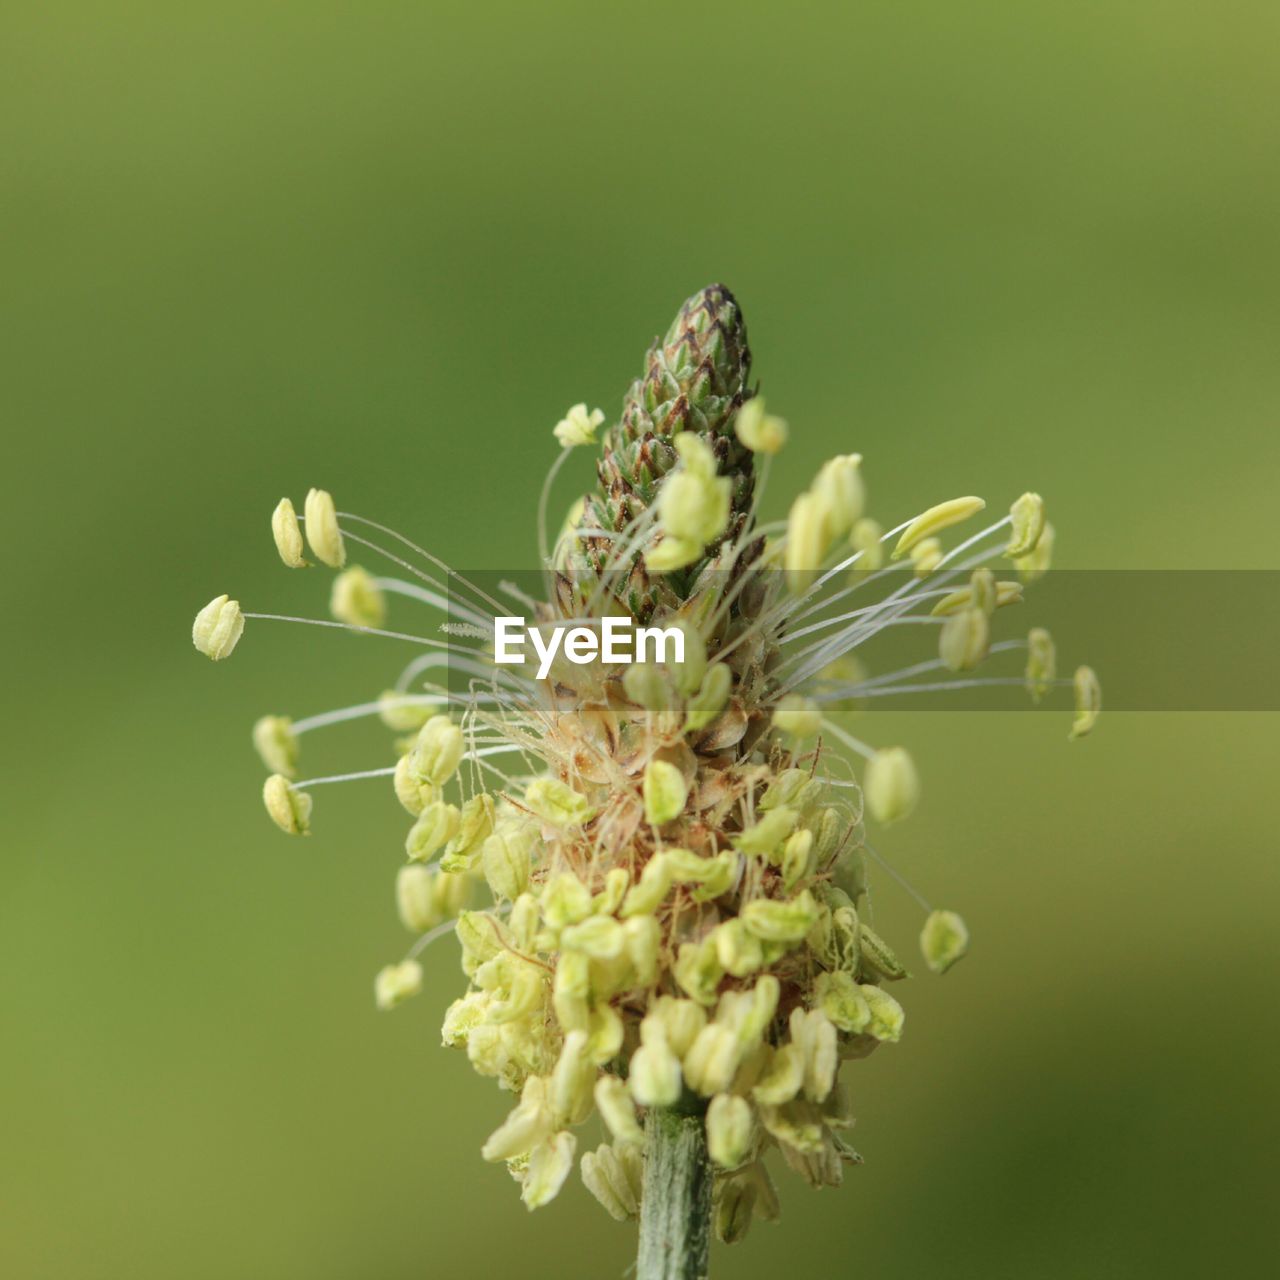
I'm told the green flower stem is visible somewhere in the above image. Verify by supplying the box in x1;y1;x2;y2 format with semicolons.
638;1105;713;1280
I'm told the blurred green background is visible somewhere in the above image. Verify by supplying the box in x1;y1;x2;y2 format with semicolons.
3;2;1277;1276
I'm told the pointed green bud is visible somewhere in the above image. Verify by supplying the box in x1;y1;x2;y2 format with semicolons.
1070;665;1102;739
643;759;688;826
193;594;244;660
865;747;920;824
920;908;970;974
303;487;345;568
1006;492;1046;558
252;715;298;778
707;1094;755;1169
271;498;306;567
373;960;423;1011
263;773;310;834
894;495;986;559
860;926;907;983
330;566;386;628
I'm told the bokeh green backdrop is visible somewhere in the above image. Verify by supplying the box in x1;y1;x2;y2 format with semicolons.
3;3;1277;1277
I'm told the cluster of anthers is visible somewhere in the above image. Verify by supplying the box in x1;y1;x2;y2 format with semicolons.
193;285;1098;1241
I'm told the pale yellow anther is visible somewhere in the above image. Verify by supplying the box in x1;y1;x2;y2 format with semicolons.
931;578;1024;616
865;747;920;824
668;620;708;696
814;970;871;1034
740;889;820;944
645;535;701;572
622;663;671;711
859;923;909;981
643;759;688;826
481;823;534;900
1025;627;1056;703
707;1094;755;1169
780;829;815;892
594;1076;643;1145
330;566;386;628
733;397;788;454
395;864;439;933
620;856;672;918
623;915;661;987
377;689;434;732
649;995;707;1059
751;1042;805;1106
788;1006;838;1102
939;605;990;672
412;715;464;786
193;594;244;660
440;793;496;873
263;773;311;834
550;1030;595;1126
560;915;625;960
772;694;822;739
552;402;605;449
581;1142;642;1221
714;918;765;977
303;488;345;568
859;983;905;1042
374;959;423;1011
894;496;985;559
850;517;884;571
1015;520;1055;582
628;1018;682;1106
784;491;829;588
392;753;436;816
732;806;798;858
683;662;732;732
252;715;298;778
405;800;461;862
525;777;594;827
1006;492;1046;558
920;908;970;974
812;454;865;538
540;871;594;930
1070;665;1102;739
657;436;731;549
271;498;306;567
592;866;630;916
521;1131;577;1210
674;937;725;1007
910;536;944;577
969;567;998;616
482;1076;553;1162
683;1023;742;1096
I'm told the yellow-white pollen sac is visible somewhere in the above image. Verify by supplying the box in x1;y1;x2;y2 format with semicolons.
252;715;298;778
683;663;732;732
396;864;440;933
1006;492;1046;558
271;498;306;568
378;689;435;732
909;536;944;577
939;605;990;672
865;747;920;824
1070;665;1102;739
594;1075;643;1145
263;773;311;835
706;1093;756;1169
784;491;829;588
850;517;884;571
413;715;465;786
525;777;594;827
969;567;998;616
894;496;986;559
1025;627;1056;702
771;694;822;739
733;397;788;454
550;1030;596;1126
581;1142;642;1221
920;908;970;974
393;753;436;816
1015;520;1055;582
374;959;423;1011
303;487;345;568
192;595;244;660
658;437;731;546
628;1018;682;1107
404;800;460;862
552;402;604;448
643;759;688;826
812;454;865;538
645;534;701;573
329;566;386;629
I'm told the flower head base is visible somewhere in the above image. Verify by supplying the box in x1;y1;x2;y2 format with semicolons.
193;284;1098;1242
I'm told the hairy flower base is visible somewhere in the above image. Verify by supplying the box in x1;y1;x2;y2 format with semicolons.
194;283;1097;1245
